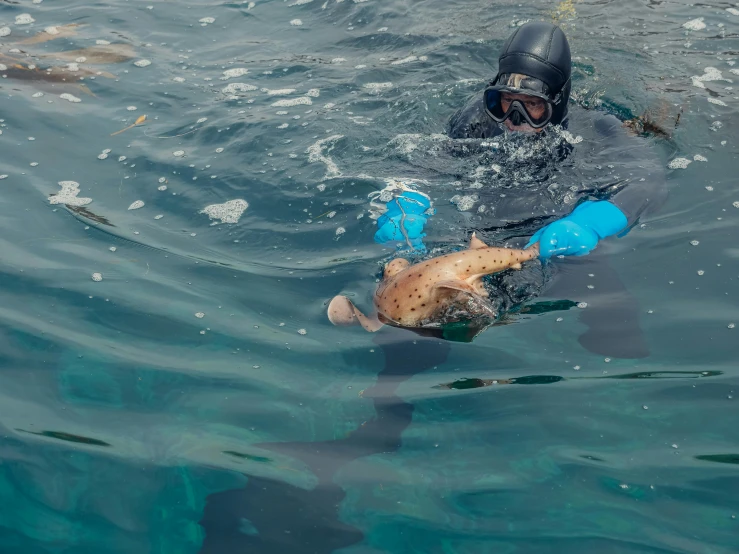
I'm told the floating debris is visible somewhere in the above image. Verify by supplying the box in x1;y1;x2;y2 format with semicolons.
668;157;691;169
49;181;92;206
91;273;103;282
200;199;248;224
128;200;145;210
60;93;82;103
133;59;152;67
683;17;706;30
111;114;146;136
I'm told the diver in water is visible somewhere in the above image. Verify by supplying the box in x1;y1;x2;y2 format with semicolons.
373;21;668;357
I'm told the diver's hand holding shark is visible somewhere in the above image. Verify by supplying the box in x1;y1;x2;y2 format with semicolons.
328;233;539;332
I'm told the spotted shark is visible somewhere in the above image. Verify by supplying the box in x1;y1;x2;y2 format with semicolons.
328;233;539;332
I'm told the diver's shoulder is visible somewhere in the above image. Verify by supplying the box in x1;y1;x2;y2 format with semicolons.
447;93;502;140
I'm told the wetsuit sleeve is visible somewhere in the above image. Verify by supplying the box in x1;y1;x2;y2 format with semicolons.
591;114;668;226
447;93;504;140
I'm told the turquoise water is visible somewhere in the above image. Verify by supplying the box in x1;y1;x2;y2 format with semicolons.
0;0;738;552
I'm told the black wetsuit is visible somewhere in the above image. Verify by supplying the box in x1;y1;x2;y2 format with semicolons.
447;93;668;359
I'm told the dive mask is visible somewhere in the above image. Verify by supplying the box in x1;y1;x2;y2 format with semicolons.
483;73;567;129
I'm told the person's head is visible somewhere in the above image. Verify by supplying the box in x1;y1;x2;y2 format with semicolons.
483;22;572;133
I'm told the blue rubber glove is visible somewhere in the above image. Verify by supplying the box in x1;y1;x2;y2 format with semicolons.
374;191;432;251
526;200;628;258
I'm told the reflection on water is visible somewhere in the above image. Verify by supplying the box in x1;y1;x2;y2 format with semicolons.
0;0;737;552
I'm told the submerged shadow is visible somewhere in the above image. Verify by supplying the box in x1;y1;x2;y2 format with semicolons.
198;328;452;553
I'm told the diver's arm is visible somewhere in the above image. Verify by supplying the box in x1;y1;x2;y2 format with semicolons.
592;113;668;226
528;113;668;258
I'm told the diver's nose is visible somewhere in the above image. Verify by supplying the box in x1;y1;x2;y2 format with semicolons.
509;109;523;126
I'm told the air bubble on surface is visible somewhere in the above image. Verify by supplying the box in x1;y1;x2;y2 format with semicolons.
49;181;92;206
60;93;82;103
200;199;248;224
668;157;691;169
128;200;145;210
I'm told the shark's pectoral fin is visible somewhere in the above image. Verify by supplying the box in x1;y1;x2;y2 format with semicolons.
469;232;488;249
327;295;384;333
433;280;477;295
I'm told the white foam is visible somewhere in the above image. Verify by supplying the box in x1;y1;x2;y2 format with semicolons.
128;200;145;210
263;88;296;96
199;17;216;24
222;82;257;95
44;26;59;35
60;93;81;103
306;88;320;97
727;8;739;15
331;58;346;64
221;68;249;80
307;135;343;179
173;150;185;157
290;0;313;4
134;59;152;67
0;27;10;38
668;157;691;169
271;97;312;107
363;82;392;94
450;194;478;211
96;39;111;45
49;181;92;206
694;154;708;162
391;55;418;65
683;17;706;30
91;273;103;282
290;19;303;26
15;14;35;25
0;64;7;71
691;67;730;89
708;97;727;106
200;199;248;224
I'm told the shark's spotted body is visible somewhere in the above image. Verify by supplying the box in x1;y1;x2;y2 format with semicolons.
328;234;539;332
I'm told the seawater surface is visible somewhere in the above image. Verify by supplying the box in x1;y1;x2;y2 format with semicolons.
0;0;738;552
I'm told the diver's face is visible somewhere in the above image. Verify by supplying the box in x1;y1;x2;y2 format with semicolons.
500;92;547;133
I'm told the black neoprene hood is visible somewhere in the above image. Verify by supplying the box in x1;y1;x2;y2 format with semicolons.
494;21;572;125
